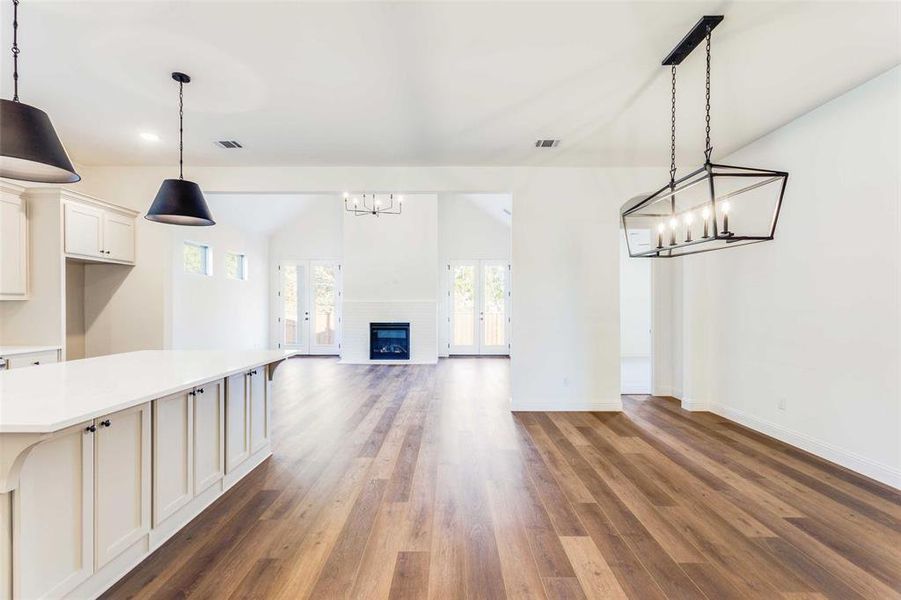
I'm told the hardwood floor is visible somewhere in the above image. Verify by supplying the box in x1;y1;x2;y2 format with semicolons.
103;357;901;599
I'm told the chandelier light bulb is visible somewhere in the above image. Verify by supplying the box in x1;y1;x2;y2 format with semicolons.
657;223;665;233
684;212;694;225
669;217;678;230
702;206;710;220
721;200;730;215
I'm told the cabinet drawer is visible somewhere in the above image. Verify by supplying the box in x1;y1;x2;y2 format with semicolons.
7;350;59;369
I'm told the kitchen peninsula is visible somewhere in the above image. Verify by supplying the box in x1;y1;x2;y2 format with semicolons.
0;350;295;600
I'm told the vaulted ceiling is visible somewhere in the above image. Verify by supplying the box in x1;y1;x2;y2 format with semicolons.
3;1;898;167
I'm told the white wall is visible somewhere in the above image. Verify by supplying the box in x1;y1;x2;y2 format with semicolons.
671;66;900;486
169;222;269;350
619;234;651;357
437;193;512;356
342;193;438;363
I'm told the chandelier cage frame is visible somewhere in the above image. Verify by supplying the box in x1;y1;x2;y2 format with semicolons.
621;15;789;259
344;193;404;217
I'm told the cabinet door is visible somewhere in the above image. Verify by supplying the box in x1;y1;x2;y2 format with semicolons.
0;191;27;299
225;373;250;473
64;202;104;259
14;424;94;600
194;380;224;494
103;211;135;263
153;391;193;526
249;368;269;453
94;403;150;569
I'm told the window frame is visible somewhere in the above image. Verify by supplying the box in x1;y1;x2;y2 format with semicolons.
183;241;213;276
224;251;248;281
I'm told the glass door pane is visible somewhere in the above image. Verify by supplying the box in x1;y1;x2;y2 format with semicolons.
310;262;340;354
280;262;308;352
480;261;508;354
449;262;478;354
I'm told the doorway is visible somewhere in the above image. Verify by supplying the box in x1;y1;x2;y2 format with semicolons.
278;259;342;354
620;231;652;393
448;260;510;355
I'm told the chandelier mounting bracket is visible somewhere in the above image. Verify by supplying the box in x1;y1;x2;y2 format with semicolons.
661;15;723;66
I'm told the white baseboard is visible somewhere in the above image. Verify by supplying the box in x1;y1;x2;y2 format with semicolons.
510;398;623;412
708;402;901;489
680;398;708;412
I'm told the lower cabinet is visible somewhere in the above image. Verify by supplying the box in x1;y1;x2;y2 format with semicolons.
249;368;270;453
94;404;151;569
226;368;269;474
194;380;225;494
152;391;193;526
225;372;250;472
14;425;93;600
13;403;150;599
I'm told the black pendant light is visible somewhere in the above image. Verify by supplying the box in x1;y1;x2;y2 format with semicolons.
0;0;80;183
621;16;788;258
145;72;215;226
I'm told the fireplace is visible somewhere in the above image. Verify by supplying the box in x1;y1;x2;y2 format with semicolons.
370;322;410;360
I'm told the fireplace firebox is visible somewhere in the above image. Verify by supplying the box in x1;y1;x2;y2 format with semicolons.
369;322;410;360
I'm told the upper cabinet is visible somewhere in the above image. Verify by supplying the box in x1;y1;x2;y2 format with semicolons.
0;182;28;300
63;196;137;265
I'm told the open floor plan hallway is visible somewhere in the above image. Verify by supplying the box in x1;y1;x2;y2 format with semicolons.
103;358;901;599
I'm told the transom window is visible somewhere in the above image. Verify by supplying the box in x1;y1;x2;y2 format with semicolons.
225;252;248;281
183;241;212;276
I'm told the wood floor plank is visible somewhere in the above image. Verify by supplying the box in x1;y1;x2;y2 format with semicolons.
559;536;628;600
388;551;431;599
100;359;901;600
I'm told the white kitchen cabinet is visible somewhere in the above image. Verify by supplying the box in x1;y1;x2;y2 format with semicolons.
194;379;225;495
0;186;27;301
93;403;151;569
5;349;59;369
225;372;250;473
64;201;104;259
153;391;193;526
249;367;269;453
13;424;94;600
103;211;135;263
64;199;136;265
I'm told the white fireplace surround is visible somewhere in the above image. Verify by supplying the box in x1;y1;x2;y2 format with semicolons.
340;301;438;364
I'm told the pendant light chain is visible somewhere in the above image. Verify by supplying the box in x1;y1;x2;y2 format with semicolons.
178;80;184;180
669;65;677;186
11;0;20;102
704;25;713;164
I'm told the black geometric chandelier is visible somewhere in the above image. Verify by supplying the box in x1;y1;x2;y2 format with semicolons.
621;16;788;258
145;72;215;226
0;0;80;183
344;192;403;217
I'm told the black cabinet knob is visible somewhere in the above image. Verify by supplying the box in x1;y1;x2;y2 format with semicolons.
85;424;96;433
188;390;196;396
198;387;204;394
100;419;111;427
33;361;40;365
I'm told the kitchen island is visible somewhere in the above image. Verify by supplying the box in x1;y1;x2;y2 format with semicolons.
0;350;295;599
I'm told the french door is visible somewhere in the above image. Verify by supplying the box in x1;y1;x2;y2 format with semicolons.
448;260;510;355
278;260;342;355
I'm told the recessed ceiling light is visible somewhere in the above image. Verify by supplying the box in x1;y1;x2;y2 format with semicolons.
139;132;160;142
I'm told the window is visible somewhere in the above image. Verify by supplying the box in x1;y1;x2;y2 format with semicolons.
183;241;211;276
225;252;247;280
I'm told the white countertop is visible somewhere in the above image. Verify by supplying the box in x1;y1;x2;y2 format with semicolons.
0;350;296;434
0;345;61;357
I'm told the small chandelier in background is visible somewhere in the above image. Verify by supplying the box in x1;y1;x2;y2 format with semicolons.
344;192;403;217
621;15;788;258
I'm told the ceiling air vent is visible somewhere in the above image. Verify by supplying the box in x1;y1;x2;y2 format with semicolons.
215;140;243;149
534;139;560;148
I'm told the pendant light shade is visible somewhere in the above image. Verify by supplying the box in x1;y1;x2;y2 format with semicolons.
145;72;215;227
0;1;80;183
146;179;215;226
